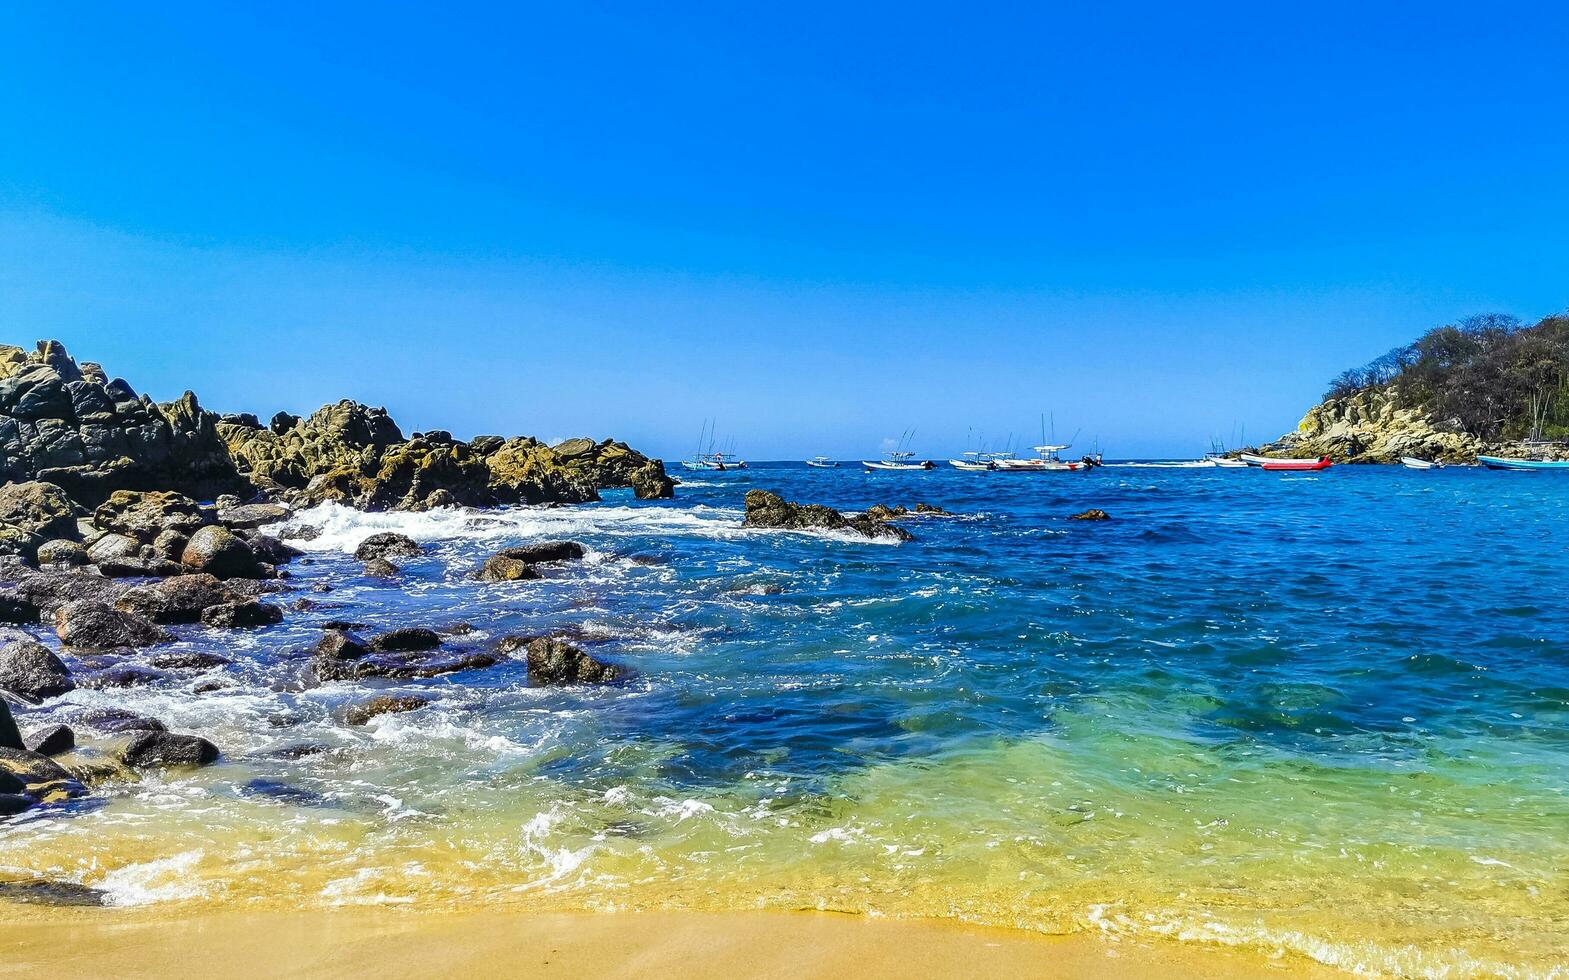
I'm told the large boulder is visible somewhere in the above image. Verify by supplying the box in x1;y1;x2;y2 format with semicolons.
353;533;421;561
0;699;21;750
0;481;80;542
117;731;220;768
180;525;263;579
91;490;209;543
474;555;540;582
742;490;914;542
496;541;586;564
115;574;243;624
0;746;86;802
199;599;283;628
0;639;74;700
525;637;623;685
24;723;74;756
369;627;441;652
53;599;172;649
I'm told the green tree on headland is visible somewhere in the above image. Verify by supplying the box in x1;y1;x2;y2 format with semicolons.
1327;312;1569;441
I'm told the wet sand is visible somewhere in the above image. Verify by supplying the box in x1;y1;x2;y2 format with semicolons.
0;908;1351;979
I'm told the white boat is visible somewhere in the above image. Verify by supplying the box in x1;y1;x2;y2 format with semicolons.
805;456;839;468
863;451;935;471
1112;458;1216;469
1239;452;1322;468
682;451;748;471
994;445;1087;472
1206;453;1248;468
1400;456;1440;470
949;452;995;471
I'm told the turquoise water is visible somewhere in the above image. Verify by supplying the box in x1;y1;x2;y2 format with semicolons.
4;463;1567;976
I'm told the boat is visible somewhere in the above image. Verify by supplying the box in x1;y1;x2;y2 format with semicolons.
994;445;1087;472
863;451;935;471
949;452;995;471
1113;458;1216;469
1206;453;1249;468
805;456;839;468
1239;452;1326;468
682;421;748;470
1400;456;1441;470
1477;455;1569;471
1259;456;1333;471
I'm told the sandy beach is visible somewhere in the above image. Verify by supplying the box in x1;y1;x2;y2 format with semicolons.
0;908;1352;979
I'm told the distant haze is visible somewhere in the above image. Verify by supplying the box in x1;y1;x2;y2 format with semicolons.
2;4;1565;460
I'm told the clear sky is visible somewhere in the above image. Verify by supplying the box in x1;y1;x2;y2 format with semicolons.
2;3;1566;460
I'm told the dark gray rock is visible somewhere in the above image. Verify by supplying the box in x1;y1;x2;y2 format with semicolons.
217;503;289;529
200;600;283;628
0;639;74;700
24;724;74;756
151;528;189;561
495;541;586;564
80;709;165;733
85;532;140;564
474;555;539;582
0;699;21;750
96;554;187;578
91;490;210;543
362;558;399;577
0;481;80;541
353;532;422;561
53;599;172;649
115;573;242;624
237;532;300;566
742;490;914;542
118;731;219;768
149;650;229;670
369;627;441;652
81;664;169;688
0;745;86;801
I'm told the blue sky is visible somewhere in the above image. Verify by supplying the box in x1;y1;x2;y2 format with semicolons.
2;3;1567;459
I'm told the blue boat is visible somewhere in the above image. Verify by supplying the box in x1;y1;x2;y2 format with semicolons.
1478;455;1569;471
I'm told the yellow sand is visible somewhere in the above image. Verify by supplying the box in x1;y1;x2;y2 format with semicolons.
0;908;1353;979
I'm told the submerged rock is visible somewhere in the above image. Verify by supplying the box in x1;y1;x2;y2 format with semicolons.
362;557;400;577
149;650;230;671
78;708;166;734
0;638;74;700
496;541;586;564
118;731;220;768
525;637;623;685
370;627;441;652
474;555;539;582
199;599;283;628
742;490;914;542
1070;509;1111;521
345;694;429;725
0;746;87;802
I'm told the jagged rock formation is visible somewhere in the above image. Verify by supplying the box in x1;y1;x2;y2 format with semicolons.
742;490;914;541
1255;389;1507;464
1;340;674;510
0;342;249;505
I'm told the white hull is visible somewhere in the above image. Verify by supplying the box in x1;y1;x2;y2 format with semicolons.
1208;456;1248;468
1112;459;1216;469
863;461;933;471
805;460;839;468
1240;452;1320;467
1400;456;1439;470
949;459;993;471
994;459;1083;472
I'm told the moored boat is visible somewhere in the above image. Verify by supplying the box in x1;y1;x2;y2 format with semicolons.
805;456;839;468
949;452;995;471
863;451;935;471
1260;456;1333;471
1240;452;1325;468
1400;456;1440;470
994;445;1087;472
1477;455;1569;471
1206;453;1249;468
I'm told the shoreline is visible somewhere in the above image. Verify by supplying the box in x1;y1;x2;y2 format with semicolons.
0;907;1349;979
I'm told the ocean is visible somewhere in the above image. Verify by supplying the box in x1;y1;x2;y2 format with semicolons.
4;462;1566;976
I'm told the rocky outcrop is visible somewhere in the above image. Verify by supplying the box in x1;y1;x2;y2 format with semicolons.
742;490;914;542
222;408;673;511
117;731;219;768
0;342;251;505
345;694;428;726
1253;387;1561;464
53;600;172;649
1070;509;1111;521
524;637;623;685
353;533;421;561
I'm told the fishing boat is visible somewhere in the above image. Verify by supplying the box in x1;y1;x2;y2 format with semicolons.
682;421;748;470
1114;458;1216;469
994;445;1087;472
805;456;839;468
1205;453;1249;468
1239;452;1326;468
864;451;935;471
1260;456;1333;471
1477;455;1569;471
1400;456;1441;470
949;452;995;471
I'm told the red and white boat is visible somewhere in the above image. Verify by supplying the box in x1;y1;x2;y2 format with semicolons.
993;444;1087;472
1257;456;1333;471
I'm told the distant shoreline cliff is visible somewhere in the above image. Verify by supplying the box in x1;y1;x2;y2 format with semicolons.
1254;312;1569;463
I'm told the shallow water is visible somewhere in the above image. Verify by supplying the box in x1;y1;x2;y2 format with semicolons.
3;464;1567;976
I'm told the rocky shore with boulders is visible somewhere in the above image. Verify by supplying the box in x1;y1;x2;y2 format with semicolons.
0;339;673;824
